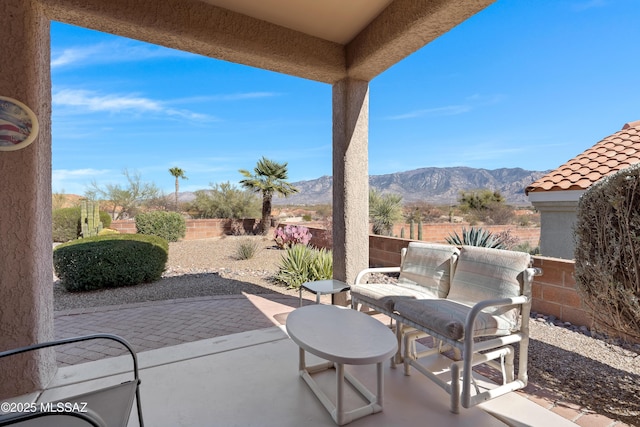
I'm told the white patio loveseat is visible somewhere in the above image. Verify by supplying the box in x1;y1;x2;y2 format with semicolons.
350;242;540;413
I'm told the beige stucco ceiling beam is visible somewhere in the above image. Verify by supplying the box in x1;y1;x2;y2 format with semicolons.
40;0;346;83
345;0;496;81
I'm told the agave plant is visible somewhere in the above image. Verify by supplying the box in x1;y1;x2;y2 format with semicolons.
275;244;333;289
309;247;333;281
445;226;506;249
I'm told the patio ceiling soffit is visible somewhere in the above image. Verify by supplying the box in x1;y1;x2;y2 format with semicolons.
41;0;496;84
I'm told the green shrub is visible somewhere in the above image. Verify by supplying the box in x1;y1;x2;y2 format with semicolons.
53;234;168;292
235;238;260;260
52;206;111;242
275;244;333;289
100;210;112;228
135;211;186;242
53;207;81;242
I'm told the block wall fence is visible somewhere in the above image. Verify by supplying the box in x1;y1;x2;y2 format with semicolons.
391;223;541;247
111;218;259;240
111;219;590;330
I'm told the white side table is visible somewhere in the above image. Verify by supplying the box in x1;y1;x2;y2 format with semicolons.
286;305;397;425
299;279;350;306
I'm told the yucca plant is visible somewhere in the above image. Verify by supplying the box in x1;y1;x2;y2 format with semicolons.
445;226;506;249
275;244;333;289
234;238;260;260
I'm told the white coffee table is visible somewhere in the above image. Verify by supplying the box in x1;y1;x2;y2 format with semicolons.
299;279;350;306
286;305;398;425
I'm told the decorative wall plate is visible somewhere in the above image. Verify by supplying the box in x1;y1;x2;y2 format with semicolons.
0;96;39;151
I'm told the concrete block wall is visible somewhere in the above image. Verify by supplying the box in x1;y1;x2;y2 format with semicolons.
111;218;258;240
391;223;540;247
530;256;590;327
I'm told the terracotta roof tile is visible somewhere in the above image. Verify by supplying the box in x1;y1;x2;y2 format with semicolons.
526;120;640;194
539;182;554;190
587;172;602;182
550;174;564;183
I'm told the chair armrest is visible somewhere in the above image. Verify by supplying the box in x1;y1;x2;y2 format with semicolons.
354;267;401;284
464;295;529;336
460;295;531;407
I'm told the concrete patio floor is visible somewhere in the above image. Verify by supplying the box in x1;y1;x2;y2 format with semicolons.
25;327;573;427
42;292;626;426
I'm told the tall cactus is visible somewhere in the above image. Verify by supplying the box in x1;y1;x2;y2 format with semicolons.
409;219;415;239
417;219;423;241
81;200;103;238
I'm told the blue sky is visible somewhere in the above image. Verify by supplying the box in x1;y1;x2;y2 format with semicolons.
52;0;640;196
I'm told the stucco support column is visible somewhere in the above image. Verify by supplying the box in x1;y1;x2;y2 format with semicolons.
332;79;369;305
0;0;55;398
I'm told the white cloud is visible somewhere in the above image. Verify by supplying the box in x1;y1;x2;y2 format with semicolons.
52;89;219;122
51;47;98;68
171;92;281;104
54;89;161;113
384;93;505;120
51;41;192;69
385;105;472;120
52;168;114;194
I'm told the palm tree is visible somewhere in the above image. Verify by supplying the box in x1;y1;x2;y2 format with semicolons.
239;157;298;234
169;167;188;211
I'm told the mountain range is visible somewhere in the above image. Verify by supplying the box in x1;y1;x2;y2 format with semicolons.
270;166;548;206
179;167;547;206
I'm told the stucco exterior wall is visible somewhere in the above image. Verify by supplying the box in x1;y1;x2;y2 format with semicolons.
536;202;579;260
0;0;56;399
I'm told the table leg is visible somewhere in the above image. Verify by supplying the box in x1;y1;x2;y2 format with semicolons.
299;347;306;372
376;361;384;407
299;287;303;307
336;363;345;425
316;292;321;304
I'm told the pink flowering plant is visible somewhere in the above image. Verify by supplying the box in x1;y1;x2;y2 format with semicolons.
274;225;312;249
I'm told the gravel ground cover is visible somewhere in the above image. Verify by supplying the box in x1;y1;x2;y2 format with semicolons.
53;236;640;425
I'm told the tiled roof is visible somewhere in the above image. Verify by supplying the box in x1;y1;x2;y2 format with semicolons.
526;120;640;194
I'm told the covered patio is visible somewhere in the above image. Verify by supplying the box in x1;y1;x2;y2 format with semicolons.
0;0;577;425
4;293;575;426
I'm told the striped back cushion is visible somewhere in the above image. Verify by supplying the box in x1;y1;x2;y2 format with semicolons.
397;242;460;298
448;246;531;329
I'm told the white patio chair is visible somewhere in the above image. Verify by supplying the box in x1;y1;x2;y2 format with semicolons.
0;334;144;427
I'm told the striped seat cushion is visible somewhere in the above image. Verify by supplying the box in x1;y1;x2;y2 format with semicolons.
350;283;438;313
447;245;531;334
397;242;460;298
394;298;514;340
351;243;459;312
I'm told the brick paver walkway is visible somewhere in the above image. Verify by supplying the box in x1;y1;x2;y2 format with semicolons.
54;294;300;366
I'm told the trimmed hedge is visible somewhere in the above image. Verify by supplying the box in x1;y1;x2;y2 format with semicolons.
53;234;169;292
135;211;186;242
52;206;112;242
